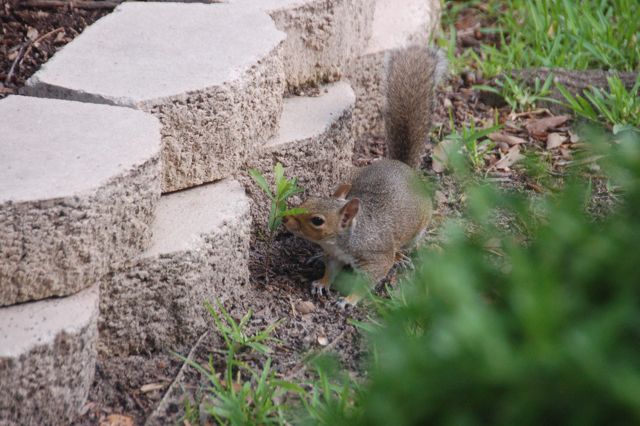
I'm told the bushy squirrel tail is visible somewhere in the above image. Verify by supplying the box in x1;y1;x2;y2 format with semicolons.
384;45;447;168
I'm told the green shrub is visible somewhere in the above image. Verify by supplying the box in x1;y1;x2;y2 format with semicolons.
324;127;640;426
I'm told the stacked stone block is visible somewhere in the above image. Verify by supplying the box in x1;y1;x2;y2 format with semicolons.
0;96;161;424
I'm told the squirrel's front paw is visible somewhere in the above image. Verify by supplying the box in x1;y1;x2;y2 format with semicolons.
311;280;329;297
335;294;359;309
395;252;415;270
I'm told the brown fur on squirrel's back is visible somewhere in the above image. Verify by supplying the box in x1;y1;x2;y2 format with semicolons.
384;46;447;168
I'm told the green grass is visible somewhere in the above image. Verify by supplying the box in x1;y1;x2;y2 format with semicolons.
470;0;640;77
475;74;556;111
558;74;640;130
441;119;500;172
205;300;282;354
441;0;639;122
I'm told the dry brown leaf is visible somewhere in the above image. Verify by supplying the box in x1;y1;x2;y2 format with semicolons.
526;115;570;139
494;145;524;170
488;132;527;146
140;383;166;393
295;300;315;315
99;414;134;426
569;131;580;143
546;133;567;150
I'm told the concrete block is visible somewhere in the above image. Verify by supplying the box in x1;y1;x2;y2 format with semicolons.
242;82;355;224
232;0;375;91
24;2;287;193
0;96;161;307
347;0;441;141
99;179;251;356
0;285;99;425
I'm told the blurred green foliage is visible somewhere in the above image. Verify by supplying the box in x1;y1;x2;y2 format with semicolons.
318;127;640;425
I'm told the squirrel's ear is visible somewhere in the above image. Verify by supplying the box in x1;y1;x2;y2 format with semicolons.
339;198;360;228
333;183;352;199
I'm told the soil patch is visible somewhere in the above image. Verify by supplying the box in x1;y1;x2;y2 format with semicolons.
0;0;115;98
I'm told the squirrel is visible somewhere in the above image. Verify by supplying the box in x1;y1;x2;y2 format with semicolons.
283;45;447;307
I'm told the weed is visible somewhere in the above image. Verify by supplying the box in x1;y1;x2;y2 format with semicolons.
181;355;301;425
297;356;361;425
179;303;292;425
205;300;282;355
249;162;305;278
249;162;305;235
475;74;556;111
558;75;640;131
444;120;501;171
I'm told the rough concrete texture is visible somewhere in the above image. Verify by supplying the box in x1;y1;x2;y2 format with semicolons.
347;0;441;141
232;0;374;91
0;285;99;425
0;96;161;307
24;2;287;193
99;179;251;356
242;82;355;224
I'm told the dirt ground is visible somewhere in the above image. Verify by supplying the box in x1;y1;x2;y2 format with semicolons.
1;2;615;425
0;0;114;97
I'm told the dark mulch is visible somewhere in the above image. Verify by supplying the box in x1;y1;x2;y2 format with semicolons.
0;0;115;98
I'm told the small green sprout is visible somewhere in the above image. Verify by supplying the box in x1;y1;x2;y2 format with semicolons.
249;162;306;234
249;162;305;279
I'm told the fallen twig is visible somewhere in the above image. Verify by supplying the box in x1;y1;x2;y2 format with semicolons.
5;27;65;86
22;27;65;62
4;43;27;86
145;331;209;426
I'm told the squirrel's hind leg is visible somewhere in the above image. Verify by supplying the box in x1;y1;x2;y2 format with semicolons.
336;254;395;308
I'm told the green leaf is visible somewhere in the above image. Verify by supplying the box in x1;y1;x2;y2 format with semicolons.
248;169;273;198
274;162;285;187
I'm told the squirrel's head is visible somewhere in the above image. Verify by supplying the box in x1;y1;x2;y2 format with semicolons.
283;196;360;243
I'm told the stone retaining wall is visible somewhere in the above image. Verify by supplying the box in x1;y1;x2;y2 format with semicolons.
0;0;439;423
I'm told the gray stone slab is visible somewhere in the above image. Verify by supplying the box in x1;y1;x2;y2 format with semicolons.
0;96;161;306
243;82;355;224
231;0;374;91
24;2;287;192
99;179;251;356
347;0;441;141
0;284;99;425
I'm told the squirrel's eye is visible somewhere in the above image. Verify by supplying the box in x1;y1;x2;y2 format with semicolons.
310;216;325;227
